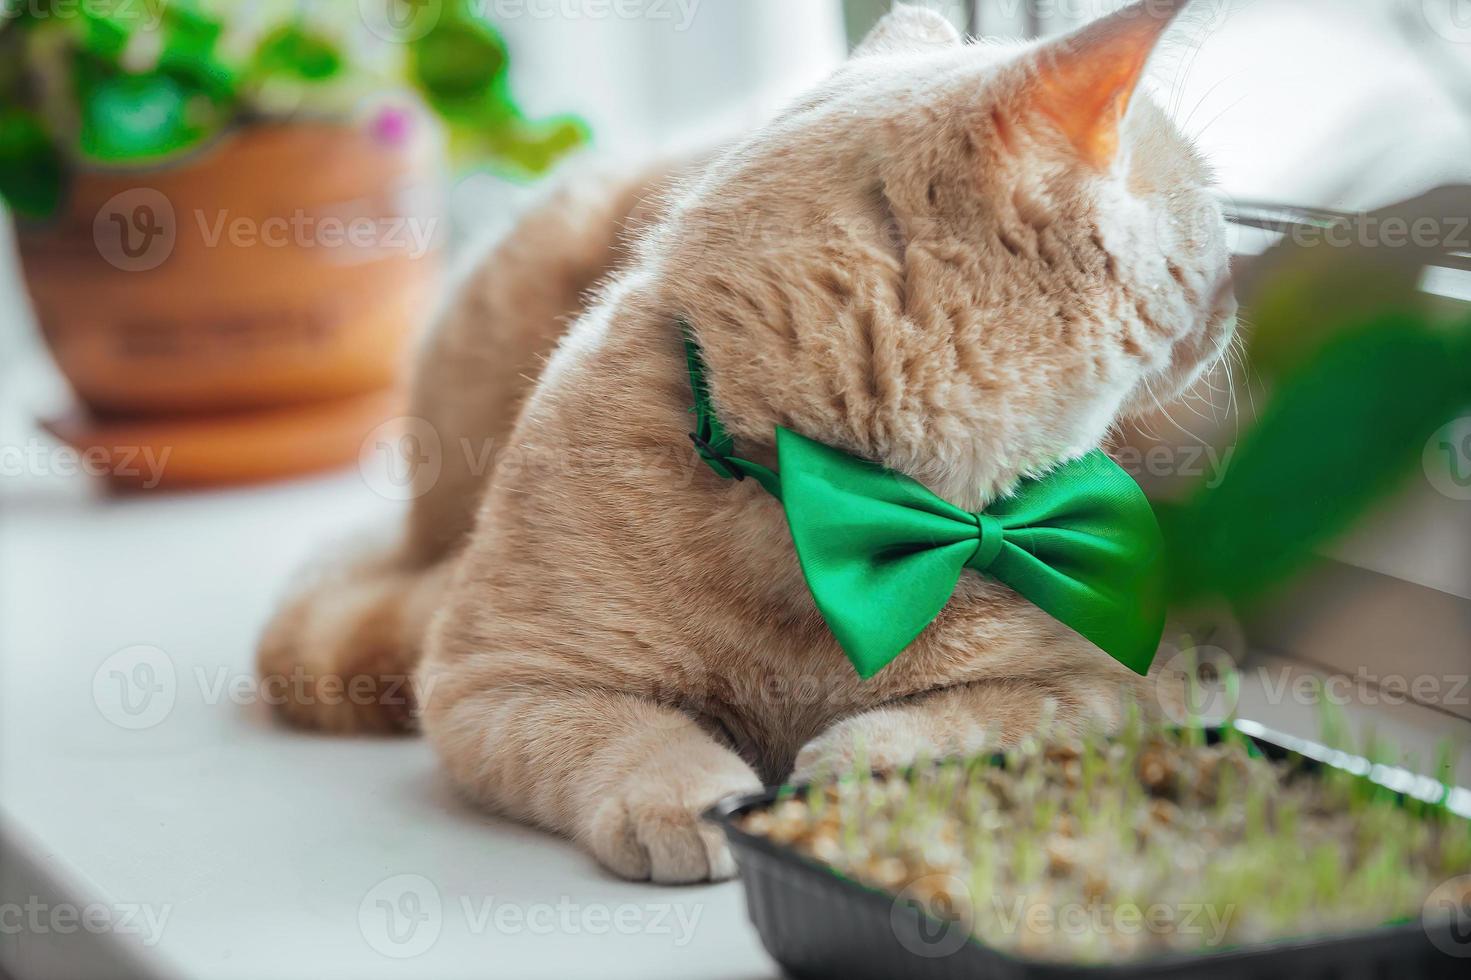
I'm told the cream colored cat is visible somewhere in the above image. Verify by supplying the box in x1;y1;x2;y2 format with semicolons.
259;1;1235;884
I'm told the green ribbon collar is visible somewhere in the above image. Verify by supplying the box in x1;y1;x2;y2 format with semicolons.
684;330;1166;681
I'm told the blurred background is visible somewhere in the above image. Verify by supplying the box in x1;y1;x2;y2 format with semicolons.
0;3;1467;979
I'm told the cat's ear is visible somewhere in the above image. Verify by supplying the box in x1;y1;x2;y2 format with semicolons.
854;5;962;58
1022;0;1189;169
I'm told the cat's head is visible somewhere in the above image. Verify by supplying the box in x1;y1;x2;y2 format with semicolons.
657;0;1236;508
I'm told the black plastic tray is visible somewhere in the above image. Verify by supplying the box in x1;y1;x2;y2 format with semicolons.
706;730;1469;979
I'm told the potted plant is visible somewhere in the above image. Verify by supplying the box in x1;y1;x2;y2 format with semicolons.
0;0;586;487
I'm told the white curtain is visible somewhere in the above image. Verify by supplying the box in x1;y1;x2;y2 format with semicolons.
497;0;849;153
449;0;849;241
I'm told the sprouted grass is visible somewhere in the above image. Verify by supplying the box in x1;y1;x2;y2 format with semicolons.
738;710;1471;964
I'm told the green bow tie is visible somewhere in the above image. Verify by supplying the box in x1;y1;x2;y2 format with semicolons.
684;331;1167;680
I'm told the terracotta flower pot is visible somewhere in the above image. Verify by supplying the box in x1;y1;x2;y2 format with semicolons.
16;116;444;487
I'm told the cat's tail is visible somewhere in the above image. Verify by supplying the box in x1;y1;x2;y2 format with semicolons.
256;541;453;734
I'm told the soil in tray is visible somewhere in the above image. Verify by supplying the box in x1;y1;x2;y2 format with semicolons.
738;724;1471;965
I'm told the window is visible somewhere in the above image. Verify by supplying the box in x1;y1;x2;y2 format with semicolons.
845;0;1471;717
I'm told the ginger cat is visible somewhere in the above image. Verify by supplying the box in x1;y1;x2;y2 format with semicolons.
259;2;1236;884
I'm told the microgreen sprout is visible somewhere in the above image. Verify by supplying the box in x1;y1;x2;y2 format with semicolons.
745;701;1471;964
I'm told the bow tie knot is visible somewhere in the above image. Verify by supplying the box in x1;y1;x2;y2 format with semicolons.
968;513;1007;572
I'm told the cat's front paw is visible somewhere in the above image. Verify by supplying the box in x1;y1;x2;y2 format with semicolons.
791;709;940;784
585;753;760;885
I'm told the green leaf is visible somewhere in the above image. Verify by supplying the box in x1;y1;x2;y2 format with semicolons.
1167;312;1471;606
411;16;507;109
252;23;344;82
482;115;588;178
80;11;131;59
0;108;62;218
158;5;235;103
78;71;204;162
1237;187;1468;380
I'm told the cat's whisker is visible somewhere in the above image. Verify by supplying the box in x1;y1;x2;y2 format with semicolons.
1145;379;1210;447
1130;415;1164;443
1187;91;1253;147
1182;382;1217;423
1220;337;1253;444
1177;71;1250;139
1176;389;1217;425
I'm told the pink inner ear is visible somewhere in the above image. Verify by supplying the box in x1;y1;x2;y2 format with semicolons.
1027;0;1189;169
